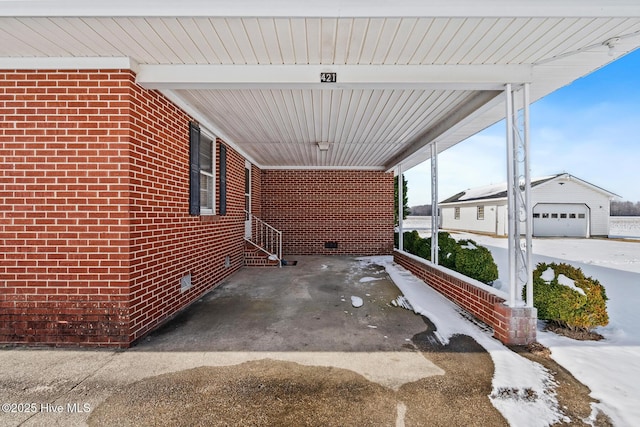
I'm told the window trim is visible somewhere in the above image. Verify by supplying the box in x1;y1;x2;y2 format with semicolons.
477;206;485;220
199;134;216;215
189;121;217;216
454;207;460;220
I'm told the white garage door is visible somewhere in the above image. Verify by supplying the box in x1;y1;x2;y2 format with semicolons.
533;204;589;237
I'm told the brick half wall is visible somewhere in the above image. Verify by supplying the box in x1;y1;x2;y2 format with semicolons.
394;250;537;345
261;170;394;256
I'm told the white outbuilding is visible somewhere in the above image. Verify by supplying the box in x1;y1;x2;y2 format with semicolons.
440;173;619;238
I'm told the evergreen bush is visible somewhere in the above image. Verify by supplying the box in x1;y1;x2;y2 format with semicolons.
401;231;498;285
433;232;459;270
454;239;499;284
402;230;420;254
529;262;609;332
413;235;431;260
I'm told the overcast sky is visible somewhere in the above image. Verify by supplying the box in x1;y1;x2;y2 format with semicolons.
405;48;640;206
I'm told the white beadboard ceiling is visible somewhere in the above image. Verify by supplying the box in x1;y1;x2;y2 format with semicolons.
1;1;640;171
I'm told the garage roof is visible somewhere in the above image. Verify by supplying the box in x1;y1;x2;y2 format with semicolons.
440;173;620;204
2;1;640;171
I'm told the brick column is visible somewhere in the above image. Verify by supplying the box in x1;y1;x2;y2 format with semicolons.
493;305;537;346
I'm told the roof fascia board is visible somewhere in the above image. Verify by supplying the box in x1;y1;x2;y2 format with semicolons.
136;64;532;91
439;198;508;206
385;90;503;171
260;165;387;171
3;1;640;18
441;174;620;205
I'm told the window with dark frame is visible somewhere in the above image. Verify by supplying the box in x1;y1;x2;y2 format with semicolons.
189;122;200;216
477;206;485;220
199;136;214;214
189;121;216;216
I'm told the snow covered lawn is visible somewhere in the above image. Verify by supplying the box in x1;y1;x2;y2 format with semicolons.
610;216;640;239
399;230;640;426
463;233;640;426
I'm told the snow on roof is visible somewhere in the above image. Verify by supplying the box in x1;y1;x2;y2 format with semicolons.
441;175;558;204
440;173;621;204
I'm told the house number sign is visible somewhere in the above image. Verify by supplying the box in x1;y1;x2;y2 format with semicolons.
320;72;337;83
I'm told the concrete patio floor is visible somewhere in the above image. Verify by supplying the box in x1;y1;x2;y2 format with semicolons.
0;256;508;426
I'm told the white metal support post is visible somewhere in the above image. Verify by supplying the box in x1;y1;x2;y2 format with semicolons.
398;164;404;252
430;142;439;265
505;83;533;307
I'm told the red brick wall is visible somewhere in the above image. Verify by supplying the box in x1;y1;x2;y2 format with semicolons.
0;70;248;346
0;70;131;345
127;79;247;342
261;170;394;256
394;250;537;345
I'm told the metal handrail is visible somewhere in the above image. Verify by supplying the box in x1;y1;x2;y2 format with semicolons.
247;214;282;266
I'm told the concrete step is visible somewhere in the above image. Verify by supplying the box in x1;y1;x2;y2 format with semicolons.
243;241;280;267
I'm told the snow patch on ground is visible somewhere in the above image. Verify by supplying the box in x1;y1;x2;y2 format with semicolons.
359;276;382;283
429;231;640;425
609;216;640;239
358;256;566;426
350;296;363;308
391;295;414;311
361;233;640;425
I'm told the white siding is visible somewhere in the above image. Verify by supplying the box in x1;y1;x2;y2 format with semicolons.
441;202;502;235
532;178;611;236
496;205;507;236
441;176;613;237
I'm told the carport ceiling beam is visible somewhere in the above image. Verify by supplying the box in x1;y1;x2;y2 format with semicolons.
3;0;640;18
384;90;503;170
136;65;532;91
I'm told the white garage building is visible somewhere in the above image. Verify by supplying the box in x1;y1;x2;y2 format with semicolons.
440;173;618;238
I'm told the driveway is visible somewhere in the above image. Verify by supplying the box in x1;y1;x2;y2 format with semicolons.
1;256;508;426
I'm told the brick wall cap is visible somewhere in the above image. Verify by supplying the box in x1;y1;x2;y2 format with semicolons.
394;249;508;301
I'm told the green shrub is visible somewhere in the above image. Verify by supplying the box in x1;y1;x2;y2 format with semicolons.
529;262;609;332
396;231;499;286
414;235;431;260
402;230;420;254
454;239;499;284
394;231;416;251
434;232;459;270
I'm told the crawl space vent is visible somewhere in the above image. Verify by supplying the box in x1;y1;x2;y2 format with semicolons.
180;273;192;293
